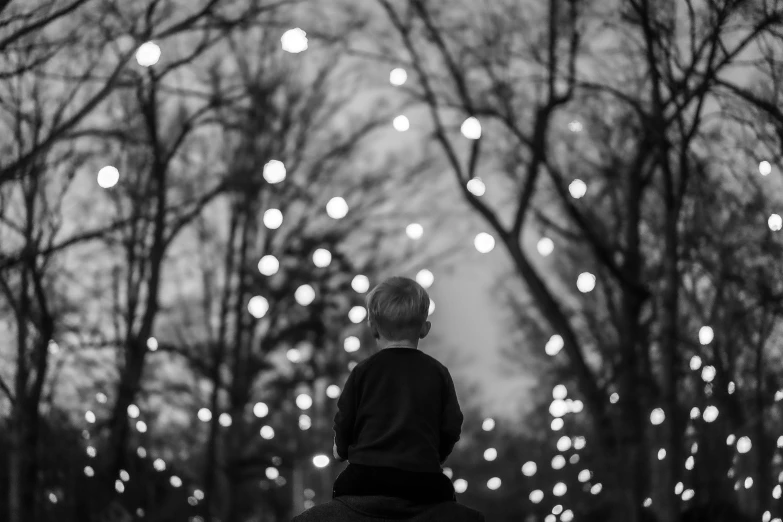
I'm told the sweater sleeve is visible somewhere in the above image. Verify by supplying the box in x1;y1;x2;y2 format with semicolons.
439;369;464;462
333;368;359;460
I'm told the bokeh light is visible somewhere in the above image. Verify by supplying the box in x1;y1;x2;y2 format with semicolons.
263;160;286;184
406;223;424;239
537;237;554;256
97;166;119;188
326;197;349;219
344;336;360;353
313;454;330;468
295;285;315;306
390;68;407;86
263;209;283;229
461;117;482;139
352;275;370;293
467;177;486;196
474;232;495;253
248;296;269;318
253;402;268;418
313;249;332;268
569;180;587;199
416;269;434;288
281;28;307;53
393;115;410;131
135;42;161;67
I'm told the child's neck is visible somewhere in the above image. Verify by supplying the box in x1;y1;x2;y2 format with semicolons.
378;338;418;349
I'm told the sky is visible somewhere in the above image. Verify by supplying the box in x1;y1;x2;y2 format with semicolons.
431;255;537;429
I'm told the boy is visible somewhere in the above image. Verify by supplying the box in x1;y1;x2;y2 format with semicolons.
331;276;463;504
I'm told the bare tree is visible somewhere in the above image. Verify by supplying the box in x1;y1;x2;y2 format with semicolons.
366;0;783;520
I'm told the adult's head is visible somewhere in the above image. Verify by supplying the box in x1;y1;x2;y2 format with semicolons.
292;495;484;522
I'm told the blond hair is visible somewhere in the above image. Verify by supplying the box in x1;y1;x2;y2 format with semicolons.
365;276;430;341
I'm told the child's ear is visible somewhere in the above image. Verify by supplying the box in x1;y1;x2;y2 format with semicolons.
419;321;432;339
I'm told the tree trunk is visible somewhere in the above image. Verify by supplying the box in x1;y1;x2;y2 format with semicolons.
106;343;146;478
8;407;38;522
754;317;770;519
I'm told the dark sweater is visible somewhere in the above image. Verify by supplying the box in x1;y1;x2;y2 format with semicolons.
333;347;463;473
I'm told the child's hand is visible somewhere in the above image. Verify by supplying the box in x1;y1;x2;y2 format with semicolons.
333;443;346;462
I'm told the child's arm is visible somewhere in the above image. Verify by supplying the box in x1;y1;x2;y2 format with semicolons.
439;369;464;464
332;369;359;462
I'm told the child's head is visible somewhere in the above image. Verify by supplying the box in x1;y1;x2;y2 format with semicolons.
365;276;431;342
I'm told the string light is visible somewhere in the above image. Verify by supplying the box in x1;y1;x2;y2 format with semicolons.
698;326;714;344
650;408;665;425
737;436;752;453
258;255;279;276
263;160;286;184
415;269;434;288
135;42;161;66
406;223;424;239
537;237;554;256
310;248;332;268
770;214;782;232
551;455;566;470
703;405;719;422
390;68;407;86
248;296;269;318
393;115;410;132
326;385;341;399
576;272;596;292
253;402;269;418
467;178;486;196
348;306;367;323
522;461;537;476
296;394;312;410
262;209;283;230
461;117;482;140
545;335;563;356
344;336;360;353
97;166;119;188
313;455;330;468
326;197;349;219
474;232;495;253
568;180;587;199
351;274;370;292
295;285;316;306
281;29;307;53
